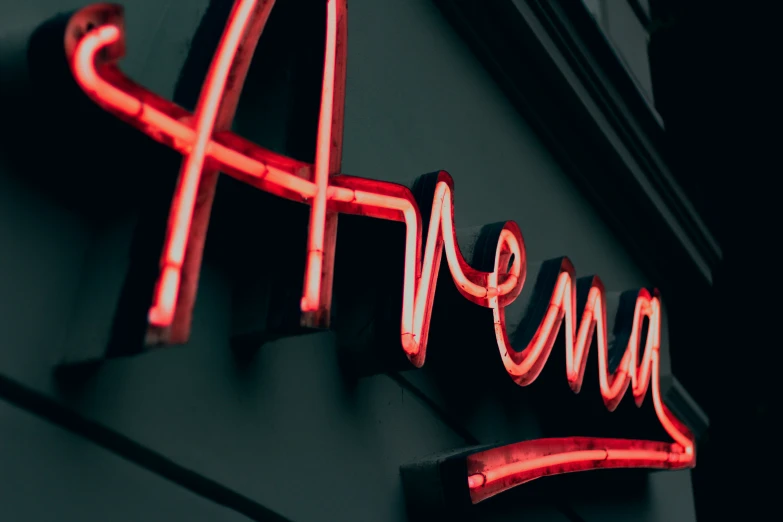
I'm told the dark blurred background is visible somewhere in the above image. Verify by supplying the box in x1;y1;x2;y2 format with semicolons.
647;0;778;518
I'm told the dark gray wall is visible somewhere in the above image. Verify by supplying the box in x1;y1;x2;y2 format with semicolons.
580;0;655;104
0;400;252;522
0;0;695;521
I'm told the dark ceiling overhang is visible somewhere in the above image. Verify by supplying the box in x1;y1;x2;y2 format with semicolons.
432;0;721;298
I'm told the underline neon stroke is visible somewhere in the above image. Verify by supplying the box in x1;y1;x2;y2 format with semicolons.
65;0;695;504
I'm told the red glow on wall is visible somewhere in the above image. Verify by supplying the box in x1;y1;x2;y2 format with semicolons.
65;0;696;504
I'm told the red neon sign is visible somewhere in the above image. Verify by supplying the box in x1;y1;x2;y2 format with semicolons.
64;0;696;504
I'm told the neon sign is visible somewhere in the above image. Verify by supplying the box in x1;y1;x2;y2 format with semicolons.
63;0;696;506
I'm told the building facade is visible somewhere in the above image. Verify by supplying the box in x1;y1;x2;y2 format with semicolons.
0;1;717;521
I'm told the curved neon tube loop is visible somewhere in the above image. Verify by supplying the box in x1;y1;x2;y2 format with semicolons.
67;1;695;504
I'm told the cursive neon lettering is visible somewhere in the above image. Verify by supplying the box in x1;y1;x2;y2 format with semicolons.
65;0;696;503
